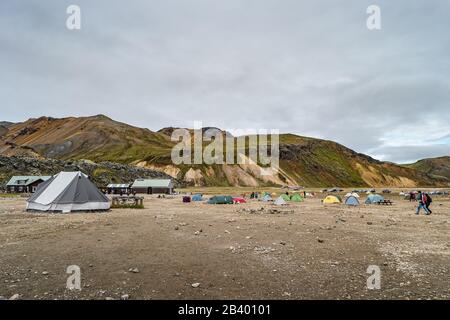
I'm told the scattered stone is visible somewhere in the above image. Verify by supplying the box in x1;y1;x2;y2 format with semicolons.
174;226;179;230
9;294;20;300
191;283;201;288
128;268;140;273
120;294;129;300
105;297;114;300
42;271;49;275
367;222;373;225
317;238;324;243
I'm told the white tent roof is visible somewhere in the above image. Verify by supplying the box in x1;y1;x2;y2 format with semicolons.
33;172;85;205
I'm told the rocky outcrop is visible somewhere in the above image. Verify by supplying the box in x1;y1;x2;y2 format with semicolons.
0;156;181;188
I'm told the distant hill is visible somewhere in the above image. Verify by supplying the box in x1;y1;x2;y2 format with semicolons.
0;121;14;138
0;115;448;187
0;121;14;128
406;157;450;182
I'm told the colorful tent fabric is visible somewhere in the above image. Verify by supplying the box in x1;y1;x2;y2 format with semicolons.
183;196;191;203
365;194;384;204
274;196;287;206
233;197;247;204
323;195;341;204
26;171;110;213
290;194;304;202
207;195;234;204
281;194;290;201
261;194;272;202
345;196;360;206
191;194;203;201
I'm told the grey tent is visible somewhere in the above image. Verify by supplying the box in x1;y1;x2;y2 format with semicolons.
27;172;110;213
365;194;384;204
274;196;287;206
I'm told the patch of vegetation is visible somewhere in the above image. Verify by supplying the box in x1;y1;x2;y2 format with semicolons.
0;193;20;198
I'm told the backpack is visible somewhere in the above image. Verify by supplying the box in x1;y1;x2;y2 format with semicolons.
425;194;432;204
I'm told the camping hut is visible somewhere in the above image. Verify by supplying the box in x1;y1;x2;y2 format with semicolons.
106;184;131;195
344;196;360;206
290;194;304;202
207;196;234;204
274;196;287;206
323;195;341;204
26;172;110;213
131;179;174;194
365;194;384;204
6;176;51;193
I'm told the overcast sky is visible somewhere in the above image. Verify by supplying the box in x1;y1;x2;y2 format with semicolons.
1;0;449;163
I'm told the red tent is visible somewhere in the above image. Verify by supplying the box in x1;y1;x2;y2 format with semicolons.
233;197;247;204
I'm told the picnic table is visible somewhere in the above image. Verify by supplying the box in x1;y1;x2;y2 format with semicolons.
112;196;144;206
376;200;394;205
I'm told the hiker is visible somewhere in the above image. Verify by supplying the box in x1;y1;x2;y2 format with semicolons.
425;193;433;214
409;191;415;202
416;191;430;215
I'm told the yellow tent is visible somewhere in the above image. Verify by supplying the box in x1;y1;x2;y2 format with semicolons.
323;195;341;204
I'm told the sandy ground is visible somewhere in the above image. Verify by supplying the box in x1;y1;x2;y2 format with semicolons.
0;192;449;300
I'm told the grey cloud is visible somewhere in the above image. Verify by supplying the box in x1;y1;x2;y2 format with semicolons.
1;0;449;162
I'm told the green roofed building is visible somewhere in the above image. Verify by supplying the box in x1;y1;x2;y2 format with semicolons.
6;176;52;193
131;179;174;194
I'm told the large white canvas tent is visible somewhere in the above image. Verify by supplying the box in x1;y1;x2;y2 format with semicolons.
26;172;110;213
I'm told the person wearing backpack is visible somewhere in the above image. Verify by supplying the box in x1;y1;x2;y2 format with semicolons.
425;193;433;214
416;191;431;215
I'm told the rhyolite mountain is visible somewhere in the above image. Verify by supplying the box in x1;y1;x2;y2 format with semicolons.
406;157;450;183
0;115;448;187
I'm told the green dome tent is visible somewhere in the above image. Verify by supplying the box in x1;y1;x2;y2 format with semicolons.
290;194;304;202
281;194;290;201
207;195;234;204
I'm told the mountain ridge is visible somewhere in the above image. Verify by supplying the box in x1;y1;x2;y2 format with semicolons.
0;115;448;187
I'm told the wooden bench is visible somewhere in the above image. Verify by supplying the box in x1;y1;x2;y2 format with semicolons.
112;196;144;207
376;200;393;205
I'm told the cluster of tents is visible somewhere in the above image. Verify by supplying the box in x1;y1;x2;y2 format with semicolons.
323;193;385;206
184;192;305;206
24;171;393;213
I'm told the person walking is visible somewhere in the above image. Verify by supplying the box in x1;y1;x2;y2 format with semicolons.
425;192;433;214
416;191;430;215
